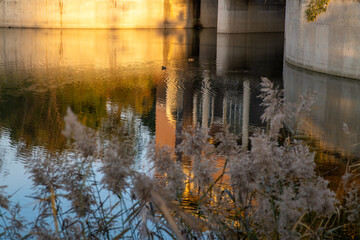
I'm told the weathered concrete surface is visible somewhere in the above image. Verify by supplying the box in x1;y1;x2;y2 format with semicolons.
284;61;360;158
200;0;218;28
285;0;360;79
0;0;199;28
217;0;285;33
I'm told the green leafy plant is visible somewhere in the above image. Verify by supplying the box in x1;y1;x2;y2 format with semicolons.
305;0;330;22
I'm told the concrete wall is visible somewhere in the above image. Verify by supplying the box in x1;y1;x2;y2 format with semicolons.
285;0;360;79
217;0;285;33
0;0;287;30
0;0;197;28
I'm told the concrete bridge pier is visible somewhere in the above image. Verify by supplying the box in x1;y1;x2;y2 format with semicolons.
217;0;285;33
199;0;218;28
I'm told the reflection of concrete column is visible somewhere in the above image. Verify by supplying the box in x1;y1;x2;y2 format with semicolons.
284;61;360;158
211;94;215;125
156;102;176;148
222;92;228;126
166;77;182;126
242;80;250;150
202;71;211;128
193;93;198;127
216;34;229;76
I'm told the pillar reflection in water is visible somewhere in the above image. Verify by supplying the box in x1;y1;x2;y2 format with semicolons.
156;31;284;151
215;32;283;146
0;28;171;151
216;33;284;77
284;62;360;158
201;70;212;128
0;28;283;151
0;28;287;223
192;92;198;127
242;79;250;150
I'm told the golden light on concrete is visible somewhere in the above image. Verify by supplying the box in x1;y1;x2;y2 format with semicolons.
0;0;192;28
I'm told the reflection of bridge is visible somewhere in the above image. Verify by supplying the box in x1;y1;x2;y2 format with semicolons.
155;71;251;148
0;0;285;33
155;30;284;148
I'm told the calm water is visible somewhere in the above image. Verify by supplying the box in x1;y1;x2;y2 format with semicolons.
0;28;357;222
284;62;360;185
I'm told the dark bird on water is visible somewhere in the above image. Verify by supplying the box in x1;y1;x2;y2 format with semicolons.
162;66;166;70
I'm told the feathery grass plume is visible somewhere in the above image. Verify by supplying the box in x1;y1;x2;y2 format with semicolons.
277;187;303;239
100;135;135;193
98;112;136;194
25;153;65;227
131;174;156;202
259;77;317;137
178;127;214;158
342;122;351;135
27;151;97;219
223;78;336;239
295;91;317;116
228;152;255;198
63;107;97;158
25;139;111;238
344;182;360;223
179;126;218;187
148;144;185;197
214;126;240;156
131;173;204;240
246;136;337;239
259;77;290;138
291;91;317;134
193;155;217;189
6;77;359;238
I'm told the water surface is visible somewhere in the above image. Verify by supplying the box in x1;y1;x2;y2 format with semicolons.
7;28;353;225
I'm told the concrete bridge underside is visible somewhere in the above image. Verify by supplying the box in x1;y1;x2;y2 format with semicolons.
0;0;285;33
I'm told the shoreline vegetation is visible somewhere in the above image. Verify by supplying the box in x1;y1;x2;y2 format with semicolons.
1;77;360;239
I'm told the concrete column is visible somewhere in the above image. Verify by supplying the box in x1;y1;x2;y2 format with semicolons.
200;0;218;28
217;0;285;33
285;0;360;80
